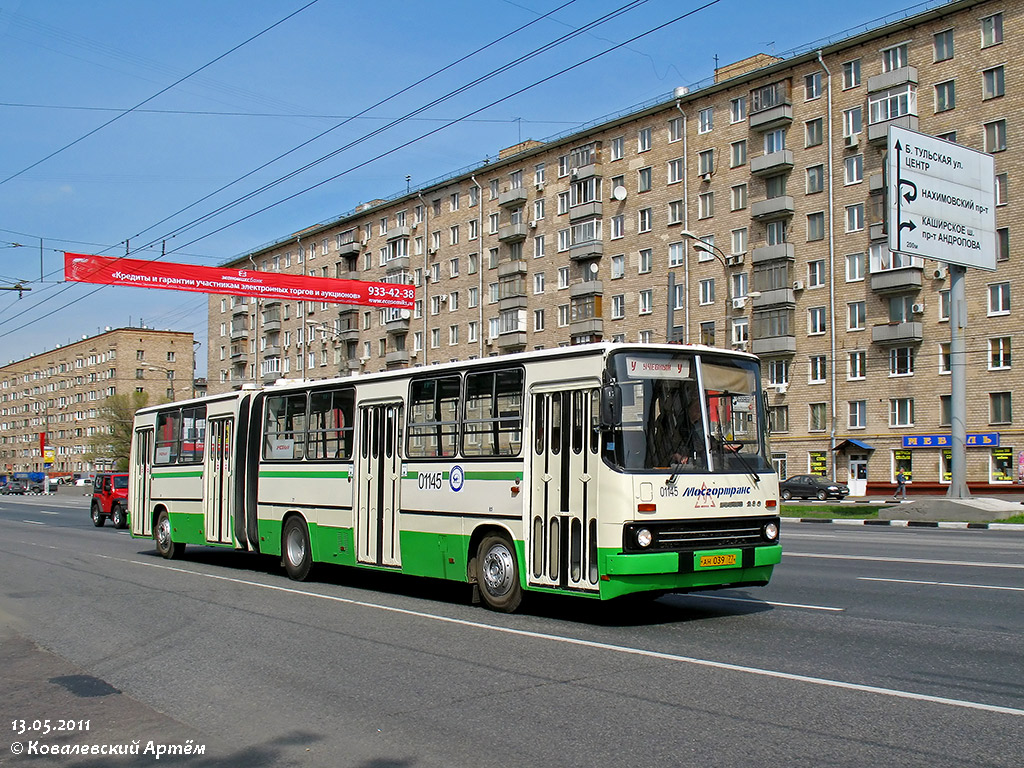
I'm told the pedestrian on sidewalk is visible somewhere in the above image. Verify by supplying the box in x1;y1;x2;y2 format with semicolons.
893;469;908;501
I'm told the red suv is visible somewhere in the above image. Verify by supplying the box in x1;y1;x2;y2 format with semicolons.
91;473;129;529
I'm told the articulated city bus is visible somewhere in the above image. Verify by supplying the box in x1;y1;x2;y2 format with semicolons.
129;343;781;611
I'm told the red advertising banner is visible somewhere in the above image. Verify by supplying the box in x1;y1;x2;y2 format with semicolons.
63;252;415;310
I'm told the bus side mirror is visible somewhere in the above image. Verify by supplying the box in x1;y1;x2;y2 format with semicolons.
600;385;620;428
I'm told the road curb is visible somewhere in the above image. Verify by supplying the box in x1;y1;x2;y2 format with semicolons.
782;516;1024;531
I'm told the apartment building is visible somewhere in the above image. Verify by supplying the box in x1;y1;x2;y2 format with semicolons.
0;328;196;476
208;0;1021;493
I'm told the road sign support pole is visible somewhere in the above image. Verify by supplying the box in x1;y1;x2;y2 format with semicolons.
947;263;969;499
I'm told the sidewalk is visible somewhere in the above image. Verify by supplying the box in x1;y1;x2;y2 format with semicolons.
781;493;1024;530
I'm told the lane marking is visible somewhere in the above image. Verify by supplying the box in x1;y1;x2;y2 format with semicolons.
860;577;1024;593
21;520;46;526
37;511;60;516
681;594;843;612
785;552;1024;570
93;553;1023;718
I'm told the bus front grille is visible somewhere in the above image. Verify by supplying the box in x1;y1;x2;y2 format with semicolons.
622;516;779;553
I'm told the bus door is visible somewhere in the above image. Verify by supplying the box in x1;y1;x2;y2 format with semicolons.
355;402;403;568
528;386;600;593
130;428;153;537
204;417;234;545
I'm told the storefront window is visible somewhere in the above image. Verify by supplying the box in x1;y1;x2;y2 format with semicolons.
991;447;1013;483
809;450;827;476
894;449;912;480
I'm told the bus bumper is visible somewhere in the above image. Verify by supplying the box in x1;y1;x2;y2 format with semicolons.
598;544;782;600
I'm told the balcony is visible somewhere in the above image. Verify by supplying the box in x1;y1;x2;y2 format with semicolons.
751;288;795;308
751;336;796;356
385;350;411;367
230;349;248;362
385;256;410;273
571;163;599;181
870;266;923;294
498;223;527;243
750;196;795;220
498;187;528;207
868;114;918;144
867;66;918;93
231;302;249;317
569;240;603;261
230;327;249;341
338;327;360;342
748;103;792;131
338;240;360;257
872;321;923;345
750;150;794;177
570;318;604;337
570;279;603;298
751;243;794;263
497;332;527;351
498;260;528;278
385;317;410;334
386;226;411;241
569;201;603;221
262;317;281;332
262;345;281;358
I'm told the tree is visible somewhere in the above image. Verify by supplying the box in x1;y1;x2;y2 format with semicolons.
88;391;149;471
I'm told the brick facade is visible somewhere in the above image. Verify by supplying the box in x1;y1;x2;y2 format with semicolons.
207;0;1023;493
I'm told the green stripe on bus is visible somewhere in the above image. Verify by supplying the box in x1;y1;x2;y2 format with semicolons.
259;470;351;479
152;471;203;478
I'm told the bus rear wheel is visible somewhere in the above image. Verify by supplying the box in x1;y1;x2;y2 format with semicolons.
476;534;522;613
154;510;185;559
282;517;313;581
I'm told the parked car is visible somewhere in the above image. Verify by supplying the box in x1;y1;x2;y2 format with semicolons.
779;474;849;501
1;480;27;495
91;473;129;529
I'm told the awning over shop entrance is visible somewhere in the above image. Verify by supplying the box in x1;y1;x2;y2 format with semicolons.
832;438;874;452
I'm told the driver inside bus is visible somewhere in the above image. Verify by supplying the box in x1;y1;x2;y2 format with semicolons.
671;390;705;468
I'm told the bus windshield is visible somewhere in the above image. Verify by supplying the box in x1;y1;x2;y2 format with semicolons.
604;350;771;474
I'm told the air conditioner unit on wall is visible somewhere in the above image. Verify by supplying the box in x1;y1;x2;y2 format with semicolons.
932;266;948;280
725;254;744;266
700;172;712;182
732;297;747;309
845;133;859;148
773;383;788;395
912;303;925;314
792;280;804;291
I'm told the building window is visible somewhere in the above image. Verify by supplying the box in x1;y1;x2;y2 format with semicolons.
805;118;823;147
611;254;625;279
808;306;827;335
809;403;827;432
849;401;867;429
731;184;747;211
981;13;1003;48
881;43;908;73
989;337;1012;369
533;309;544;332
638;290;652;315
809;355;826;383
934;28;954;61
934;80;955;112
698;149;714;176
699;279;715;306
638;249;652;274
730;97;746;123
610;136;624;161
698;192;714;219
996;173;1008;206
806;165;824;194
557;267;570;289
997;228;1010;262
940;394;951;426
610;215;624;239
668;199;684;225
668;116;683;142
842;59;861;89
769;406;789;433
699;321;715;346
868;84;917;125
638;208;652;233
766;220;787;246
848;350;866;380
848;300;866;330
844;154;863;185
984;120;1007;153
845;204;864;232
807;212;825;241
890;347;915;376
667;158;684;184
730;140;747;167
764;128;786;154
990;392;1012;424
843;106;862;137
533;272;545;294
982;66;1005;100
638;127;652;152
611;295;625;319
698;107;713;133
768;359;790;386
889;398;915;427
804;71;822;100
988;282;1011;315
638;166;652;192
668;242;685;267
731;228;747;255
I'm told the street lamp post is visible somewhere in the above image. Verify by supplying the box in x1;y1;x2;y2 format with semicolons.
679;231;733;345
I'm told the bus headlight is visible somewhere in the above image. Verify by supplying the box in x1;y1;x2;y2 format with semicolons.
636;528;653;548
763;522;779;541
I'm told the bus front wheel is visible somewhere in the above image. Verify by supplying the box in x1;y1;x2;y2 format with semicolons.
282;517;313;581
476;534;522;613
154;510;184;559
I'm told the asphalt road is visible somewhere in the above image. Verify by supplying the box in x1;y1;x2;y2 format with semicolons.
0;493;1021;767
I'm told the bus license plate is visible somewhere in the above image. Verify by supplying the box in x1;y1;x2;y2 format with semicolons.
699;554;737;568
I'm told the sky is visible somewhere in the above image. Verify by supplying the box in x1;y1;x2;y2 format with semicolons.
0;0;950;374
